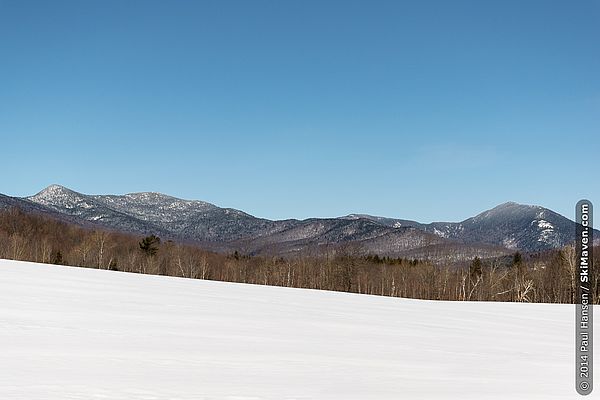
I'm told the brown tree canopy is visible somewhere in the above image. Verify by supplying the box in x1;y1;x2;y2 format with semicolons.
0;207;596;304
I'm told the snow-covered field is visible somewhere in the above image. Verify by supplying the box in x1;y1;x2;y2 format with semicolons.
0;259;595;399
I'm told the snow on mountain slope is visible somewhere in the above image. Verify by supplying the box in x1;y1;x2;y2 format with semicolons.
92;192;217;223
25;185;292;244
0;259;593;399
22;185;598;255
425;201;583;251
26;184;169;235
346;202;600;252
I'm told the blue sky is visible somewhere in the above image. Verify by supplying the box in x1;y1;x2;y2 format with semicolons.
1;0;598;222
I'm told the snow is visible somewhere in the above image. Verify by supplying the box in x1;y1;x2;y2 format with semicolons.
536;219;554;230
532;220;558;244
536;210;546;219
0;259;595;400
433;228;447;238
502;236;518;249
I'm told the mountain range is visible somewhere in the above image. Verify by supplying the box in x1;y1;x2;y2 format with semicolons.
0;185;596;261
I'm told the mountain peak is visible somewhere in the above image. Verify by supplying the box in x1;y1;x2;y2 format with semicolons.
124;191;181;201
493;201;538;210
26;185;95;212
479;202;542;218
30;184;80;202
118;191;217;209
38;184;71;194
497;201;519;207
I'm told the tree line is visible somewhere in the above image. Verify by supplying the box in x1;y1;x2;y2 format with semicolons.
0;207;597;303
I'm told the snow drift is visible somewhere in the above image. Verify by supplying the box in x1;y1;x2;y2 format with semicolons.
0;259;595;399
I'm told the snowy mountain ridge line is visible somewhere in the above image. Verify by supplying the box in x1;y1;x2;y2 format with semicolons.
0;184;597;256
0;258;595;399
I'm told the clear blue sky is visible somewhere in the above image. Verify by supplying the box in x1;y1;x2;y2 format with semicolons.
1;0;598;222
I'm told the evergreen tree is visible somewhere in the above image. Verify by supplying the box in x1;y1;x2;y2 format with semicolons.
139;235;161;256
512;252;522;267
469;256;482;282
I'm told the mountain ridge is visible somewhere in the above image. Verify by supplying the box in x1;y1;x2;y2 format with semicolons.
0;184;596;260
